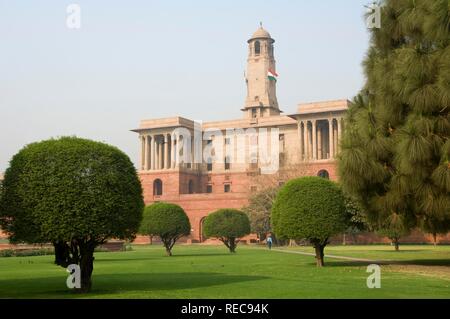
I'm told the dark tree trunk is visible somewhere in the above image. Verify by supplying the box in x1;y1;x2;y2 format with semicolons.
314;244;325;267
162;237;177;256
222;237;237;253
54;240;79;267
78;244;95;293
393;238;400;251
311;238;327;267
229;237;236;253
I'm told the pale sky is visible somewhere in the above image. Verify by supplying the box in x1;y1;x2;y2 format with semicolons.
0;0;371;172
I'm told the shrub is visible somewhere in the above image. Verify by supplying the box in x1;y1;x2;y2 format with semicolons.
272;177;348;266
203;209;251;253
139;202;191;256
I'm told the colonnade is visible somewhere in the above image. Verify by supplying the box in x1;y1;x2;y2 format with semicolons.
298;117;343;161
140;133;179;171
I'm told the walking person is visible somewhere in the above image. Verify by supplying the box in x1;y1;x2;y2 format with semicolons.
266;234;273;250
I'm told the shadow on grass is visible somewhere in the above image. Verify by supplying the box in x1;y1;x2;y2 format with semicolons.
168;253;234;258
95;252;233;262
0;272;268;298
323;259;450;267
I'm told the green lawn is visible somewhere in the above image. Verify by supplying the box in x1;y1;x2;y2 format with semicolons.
0;245;449;299
280;244;450;262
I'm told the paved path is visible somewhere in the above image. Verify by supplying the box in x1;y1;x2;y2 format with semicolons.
271;248;387;264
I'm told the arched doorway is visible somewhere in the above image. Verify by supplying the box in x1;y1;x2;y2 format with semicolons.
199;217;207;242
317;169;330;179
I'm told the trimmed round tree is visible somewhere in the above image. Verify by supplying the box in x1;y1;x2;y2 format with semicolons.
139;202;191;256
202;209;251;253
272;177;348;267
0;137;144;292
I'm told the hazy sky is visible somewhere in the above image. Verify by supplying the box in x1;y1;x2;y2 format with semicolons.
0;0;371;172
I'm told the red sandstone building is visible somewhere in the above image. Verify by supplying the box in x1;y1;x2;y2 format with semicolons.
132;26;348;243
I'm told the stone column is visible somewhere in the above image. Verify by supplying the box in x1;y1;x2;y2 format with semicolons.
149;135;153;170
337;118;342;154
159;138;164;169
140;136;145;170
155;137;159;170
298;122;303;161
303;121;311;160
312;120;317;160
171;134;176;168
145;135;150;170
164;134;169;169
155;138;159;170
329;118;334;159
317;123;322;160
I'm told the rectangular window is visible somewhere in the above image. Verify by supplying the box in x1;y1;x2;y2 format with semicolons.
250;186;257;192
279;134;285;152
225;157;231;170
206;185;213;193
207;163;213;171
224;184;231;193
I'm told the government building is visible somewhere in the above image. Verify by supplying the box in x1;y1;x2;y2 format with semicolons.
132;26;348;243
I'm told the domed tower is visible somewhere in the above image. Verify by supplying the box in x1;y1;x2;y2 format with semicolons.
242;25;280;119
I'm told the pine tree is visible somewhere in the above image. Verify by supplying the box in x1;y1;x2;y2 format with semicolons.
338;0;450;246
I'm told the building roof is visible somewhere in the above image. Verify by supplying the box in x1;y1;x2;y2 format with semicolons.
290;99;350;117
133;114;298;133
249;26;272;40
131;116;197;132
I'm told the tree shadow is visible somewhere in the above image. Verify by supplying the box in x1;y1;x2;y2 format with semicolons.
95;252;234;262
0;272;268;298
323;259;450;267
168;253;233;258
392;259;450;266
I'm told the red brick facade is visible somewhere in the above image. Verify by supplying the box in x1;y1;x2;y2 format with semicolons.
137;161;340;243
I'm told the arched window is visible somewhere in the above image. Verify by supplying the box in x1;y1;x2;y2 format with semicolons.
254;41;261;55
188;180;194;194
153;179;163;196
317;170;330;179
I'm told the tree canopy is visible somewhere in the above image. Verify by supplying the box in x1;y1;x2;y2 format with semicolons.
271;177;348;266
243;187;278;241
0;137;144;292
139;202;191;256
338;0;450;243
203;209;251;253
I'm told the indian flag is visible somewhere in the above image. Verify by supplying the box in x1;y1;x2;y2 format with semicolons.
268;69;278;82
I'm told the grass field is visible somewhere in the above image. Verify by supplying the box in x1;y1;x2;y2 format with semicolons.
0;244;449;299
